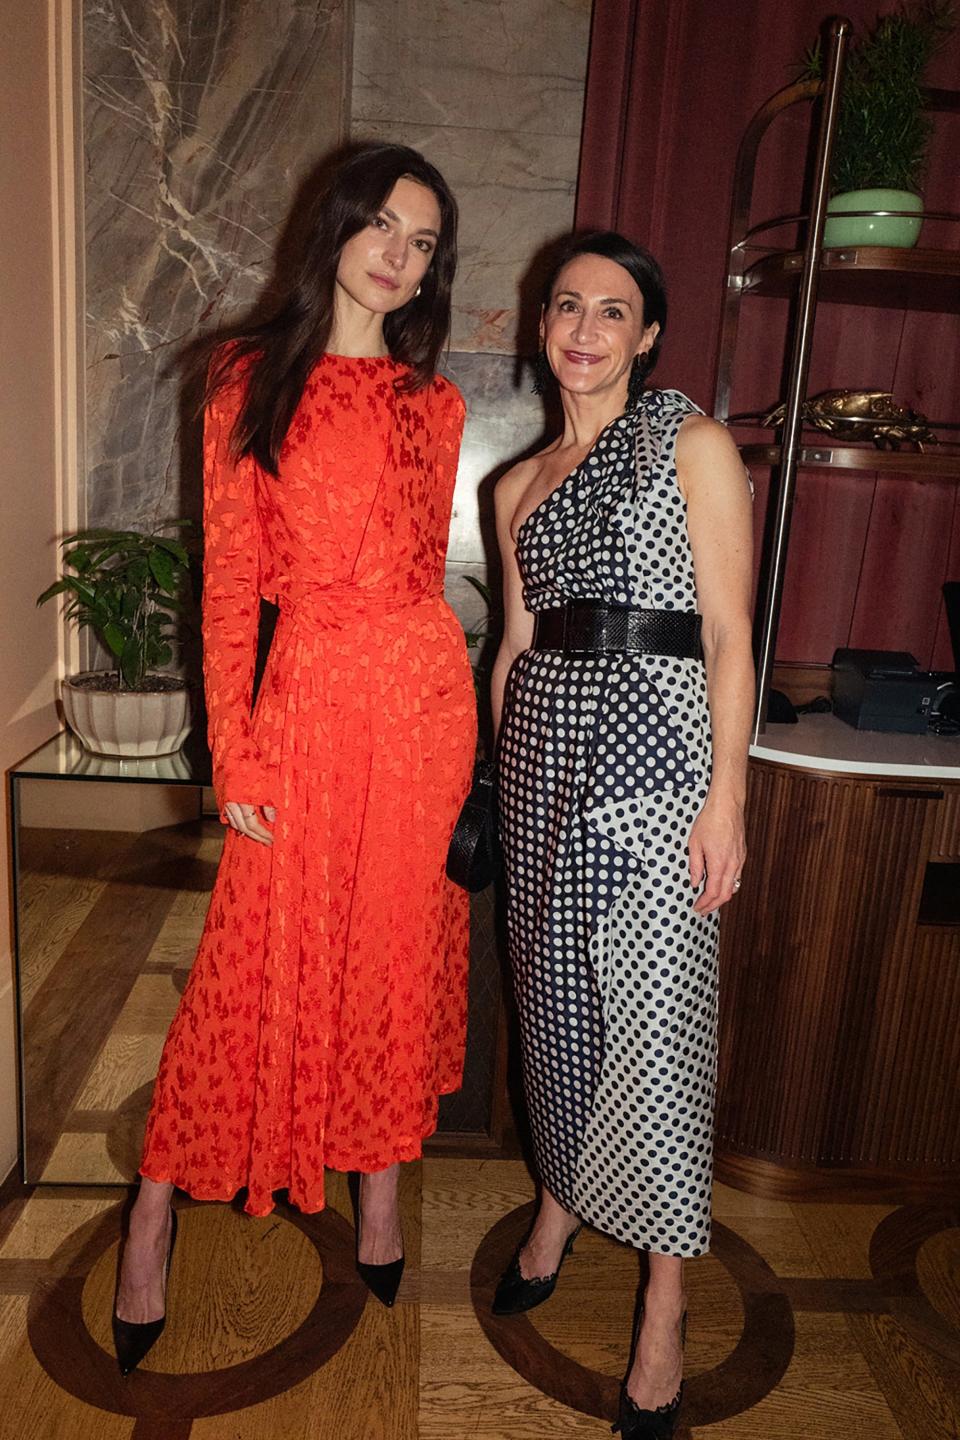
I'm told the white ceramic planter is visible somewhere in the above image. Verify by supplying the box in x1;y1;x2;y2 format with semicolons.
823;188;923;249
62;672;192;757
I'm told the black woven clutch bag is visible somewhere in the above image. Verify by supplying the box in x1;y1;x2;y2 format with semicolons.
446;759;497;892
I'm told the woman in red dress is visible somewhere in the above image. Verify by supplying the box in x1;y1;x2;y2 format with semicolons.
113;143;476;1369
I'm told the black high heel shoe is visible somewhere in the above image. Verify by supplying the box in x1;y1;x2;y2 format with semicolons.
612;1307;687;1440
355;1177;404;1308
112;1209;178;1376
491;1221;582;1316
356;1249;405;1308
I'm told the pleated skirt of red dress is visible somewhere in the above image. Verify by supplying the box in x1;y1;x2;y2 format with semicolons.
140;601;475;1216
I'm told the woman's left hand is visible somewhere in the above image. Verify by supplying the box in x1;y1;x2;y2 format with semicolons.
688;795;746;915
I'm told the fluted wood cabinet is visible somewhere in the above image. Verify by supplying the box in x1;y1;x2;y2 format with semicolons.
715;731;960;1200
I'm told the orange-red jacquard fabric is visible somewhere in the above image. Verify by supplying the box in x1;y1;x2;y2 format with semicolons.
140;355;476;1215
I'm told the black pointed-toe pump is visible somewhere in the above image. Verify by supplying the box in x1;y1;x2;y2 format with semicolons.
491;1222;581;1316
354;1174;405;1307
112;1209;178;1376
356;1251;405;1307
612;1308;687;1440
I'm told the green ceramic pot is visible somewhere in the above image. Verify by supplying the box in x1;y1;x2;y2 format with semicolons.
823;189;923;249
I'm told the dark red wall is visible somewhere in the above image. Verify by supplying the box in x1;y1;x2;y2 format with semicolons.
576;0;960;669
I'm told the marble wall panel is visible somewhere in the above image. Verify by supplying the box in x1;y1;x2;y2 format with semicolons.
441;350;550;637
352;0;592;353
83;0;350;530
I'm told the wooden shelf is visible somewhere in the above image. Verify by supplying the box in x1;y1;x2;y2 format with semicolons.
741;246;960;312
738;441;960;477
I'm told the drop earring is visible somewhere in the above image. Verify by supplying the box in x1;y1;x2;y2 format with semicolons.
627;355;646;410
531;348;551;396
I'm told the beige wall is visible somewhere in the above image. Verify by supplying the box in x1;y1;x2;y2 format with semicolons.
0;5;62;1178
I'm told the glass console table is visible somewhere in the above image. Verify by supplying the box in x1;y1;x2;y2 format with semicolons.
9;732;504;1187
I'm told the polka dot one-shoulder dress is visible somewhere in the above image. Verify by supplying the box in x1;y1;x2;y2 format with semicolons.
498;388;719;1257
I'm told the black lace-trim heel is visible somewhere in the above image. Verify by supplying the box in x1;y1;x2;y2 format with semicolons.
491;1222;582;1316
612;1308;687;1439
112;1209;178;1376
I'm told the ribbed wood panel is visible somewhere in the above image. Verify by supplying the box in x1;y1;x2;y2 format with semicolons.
931;786;960;858
887;928;960;1164
717;759;960;1193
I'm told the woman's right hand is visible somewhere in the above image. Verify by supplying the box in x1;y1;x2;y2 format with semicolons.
222;803;276;845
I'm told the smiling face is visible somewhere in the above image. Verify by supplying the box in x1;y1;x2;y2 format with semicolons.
335;175;442;318
542;252;660;402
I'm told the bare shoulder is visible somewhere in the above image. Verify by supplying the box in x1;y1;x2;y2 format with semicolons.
677;414;751;501
676;413;741;463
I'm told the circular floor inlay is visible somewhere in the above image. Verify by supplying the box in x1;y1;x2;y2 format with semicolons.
534;1226;745;1382
871;1205;960;1367
470;1202;793;1426
28;1196;368;1420
917;1229;960;1331
82;1206;324;1370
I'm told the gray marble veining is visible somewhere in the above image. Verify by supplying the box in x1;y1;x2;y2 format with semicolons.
354;0;591;137
352;0;591;353
84;0;350;531
82;0;592;566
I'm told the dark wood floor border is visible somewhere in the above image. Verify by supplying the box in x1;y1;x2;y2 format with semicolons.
65;1110;120;1133
132;1422;192;1440
0;1259;54;1293
780;1276;888;1312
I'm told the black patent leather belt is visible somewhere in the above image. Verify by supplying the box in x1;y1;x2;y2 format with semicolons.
531;602;703;659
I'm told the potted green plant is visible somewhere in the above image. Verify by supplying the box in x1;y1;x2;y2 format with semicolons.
804;1;954;248
38;523;195;757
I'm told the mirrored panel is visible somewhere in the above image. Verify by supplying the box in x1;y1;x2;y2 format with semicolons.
12;744;214;1184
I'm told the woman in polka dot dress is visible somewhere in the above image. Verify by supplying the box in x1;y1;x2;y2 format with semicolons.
490;232;753;1439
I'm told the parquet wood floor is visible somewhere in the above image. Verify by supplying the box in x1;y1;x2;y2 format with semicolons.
16;824;218;1185
0;1161;956;1438
9;823;959;1434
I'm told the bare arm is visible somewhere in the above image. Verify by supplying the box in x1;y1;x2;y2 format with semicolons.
677;415;754;915
490;466;535;742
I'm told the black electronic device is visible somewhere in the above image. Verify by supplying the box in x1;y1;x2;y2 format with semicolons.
831;648;958;734
945;582;960;668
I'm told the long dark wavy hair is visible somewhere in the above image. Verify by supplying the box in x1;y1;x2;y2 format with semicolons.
536;230;668;406
203;142;458;475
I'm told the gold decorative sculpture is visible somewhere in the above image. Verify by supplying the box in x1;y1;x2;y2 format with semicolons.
761;389;937;449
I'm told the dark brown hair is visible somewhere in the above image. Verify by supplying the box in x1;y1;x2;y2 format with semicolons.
205;142;458;475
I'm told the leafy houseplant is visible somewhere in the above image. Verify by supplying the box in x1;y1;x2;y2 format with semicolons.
804;2;954;247
38;524;195;756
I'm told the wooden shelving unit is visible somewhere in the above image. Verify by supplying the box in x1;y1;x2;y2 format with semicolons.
740;245;960;310
711;19;960;1203
712;33;960;734
736;443;960;476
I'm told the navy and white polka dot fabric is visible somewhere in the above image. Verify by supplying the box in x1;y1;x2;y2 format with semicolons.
499;389;719;1257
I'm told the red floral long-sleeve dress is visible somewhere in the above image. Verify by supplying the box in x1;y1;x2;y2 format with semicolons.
140;354;476;1216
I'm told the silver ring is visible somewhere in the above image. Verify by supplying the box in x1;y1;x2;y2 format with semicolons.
733;877;742;890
